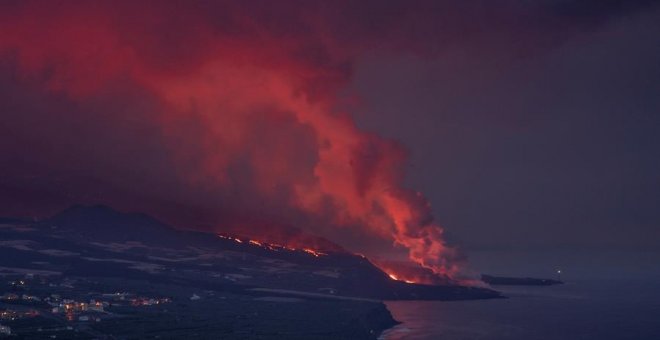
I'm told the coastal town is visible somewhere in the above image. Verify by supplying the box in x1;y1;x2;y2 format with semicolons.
0;273;175;337
0;205;494;338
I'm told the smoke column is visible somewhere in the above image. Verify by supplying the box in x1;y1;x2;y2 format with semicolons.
4;1;648;279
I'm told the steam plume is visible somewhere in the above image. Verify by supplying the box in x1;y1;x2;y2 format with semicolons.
1;0;654;279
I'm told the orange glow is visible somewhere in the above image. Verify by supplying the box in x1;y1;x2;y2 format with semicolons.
387;273;415;284
0;2;465;279
218;233;328;258
302;248;327;257
373;259;460;286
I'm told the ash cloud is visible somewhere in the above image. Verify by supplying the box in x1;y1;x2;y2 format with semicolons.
0;0;655;277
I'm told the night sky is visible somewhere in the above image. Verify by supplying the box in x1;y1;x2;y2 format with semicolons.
1;1;659;279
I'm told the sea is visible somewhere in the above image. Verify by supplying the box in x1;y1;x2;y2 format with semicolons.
380;279;660;340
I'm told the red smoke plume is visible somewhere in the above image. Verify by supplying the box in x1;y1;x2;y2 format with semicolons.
4;1;654;282
370;259;452;285
0;1;473;278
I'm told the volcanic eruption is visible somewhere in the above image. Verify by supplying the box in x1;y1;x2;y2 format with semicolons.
0;1;468;282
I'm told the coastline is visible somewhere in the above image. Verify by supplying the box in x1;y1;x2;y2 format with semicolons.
375;279;660;339
355;301;401;339
377;314;402;340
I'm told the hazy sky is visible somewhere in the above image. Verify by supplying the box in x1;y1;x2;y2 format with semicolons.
0;1;658;275
350;6;660;252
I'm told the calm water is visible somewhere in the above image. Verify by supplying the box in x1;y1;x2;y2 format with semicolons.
381;280;660;340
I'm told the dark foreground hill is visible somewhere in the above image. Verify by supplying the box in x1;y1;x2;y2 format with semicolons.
35;205;501;300
0;205;501;338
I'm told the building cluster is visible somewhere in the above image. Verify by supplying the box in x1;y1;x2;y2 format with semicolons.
0;274;173;332
0;292;42;302
130;297;171;306
0;309;39;321
100;292;131;301
8;280;26;288
0;293;17;301
49;297;107;314
0;324;10;336
98;292;172;306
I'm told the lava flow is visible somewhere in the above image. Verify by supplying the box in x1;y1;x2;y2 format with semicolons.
218;234;328;257
387;273;415;284
0;1;466;282
219;233;450;285
373;259;455;286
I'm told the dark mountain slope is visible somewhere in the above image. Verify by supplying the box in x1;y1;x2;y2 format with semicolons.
2;205;502;301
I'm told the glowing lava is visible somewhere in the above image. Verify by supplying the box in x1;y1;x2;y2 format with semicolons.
302;248;326;257
218;234;328;257
387;273;415;284
0;1;466;280
373;259;455;285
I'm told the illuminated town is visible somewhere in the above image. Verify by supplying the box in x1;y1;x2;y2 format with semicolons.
0;274;174;337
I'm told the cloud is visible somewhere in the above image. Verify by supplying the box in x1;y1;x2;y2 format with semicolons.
0;0;655;277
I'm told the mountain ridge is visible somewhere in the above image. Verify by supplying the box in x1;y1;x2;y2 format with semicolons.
2;204;502;301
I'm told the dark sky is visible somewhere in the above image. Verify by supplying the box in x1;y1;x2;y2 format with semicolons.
350;6;660;252
0;0;658;278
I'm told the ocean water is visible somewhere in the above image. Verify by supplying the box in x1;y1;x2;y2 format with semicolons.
381;279;660;340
